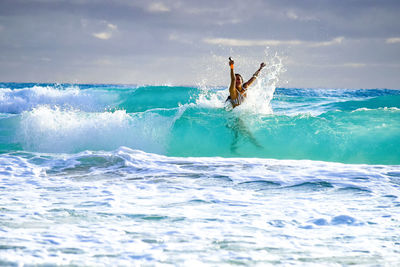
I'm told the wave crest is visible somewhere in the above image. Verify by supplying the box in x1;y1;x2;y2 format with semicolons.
19;106;186;153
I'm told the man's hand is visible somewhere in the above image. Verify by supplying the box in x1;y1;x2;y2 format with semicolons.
260;62;266;69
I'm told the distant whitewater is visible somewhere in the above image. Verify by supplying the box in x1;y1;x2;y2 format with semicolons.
1;80;399;266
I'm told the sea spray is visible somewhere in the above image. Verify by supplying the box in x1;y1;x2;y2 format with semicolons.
19;105;187;154
0;84;119;113
236;53;285;114
196;52;285;114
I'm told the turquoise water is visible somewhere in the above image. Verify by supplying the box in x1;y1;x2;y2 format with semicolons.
1;83;399;164
1;82;400;265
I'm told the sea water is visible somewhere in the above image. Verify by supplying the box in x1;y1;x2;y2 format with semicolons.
0;79;399;265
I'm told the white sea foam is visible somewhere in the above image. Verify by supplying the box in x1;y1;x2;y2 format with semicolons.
1;148;399;265
236;55;284;115
352;107;400;112
112;147;396;191
0;154;44;179
195;89;227;109
0;85;117;113
195;52;284;115
18;105;187;153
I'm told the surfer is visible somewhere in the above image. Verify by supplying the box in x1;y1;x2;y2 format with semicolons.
227;57;266;108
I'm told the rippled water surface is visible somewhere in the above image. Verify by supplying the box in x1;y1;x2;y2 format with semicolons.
1;148;399;265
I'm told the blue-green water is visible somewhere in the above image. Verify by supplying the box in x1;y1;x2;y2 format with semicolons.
1;83;399;164
1;82;400;265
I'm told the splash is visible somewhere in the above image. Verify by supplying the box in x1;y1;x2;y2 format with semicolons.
195;51;285;114
0;84;118;113
237;53;284;114
18;105;187;154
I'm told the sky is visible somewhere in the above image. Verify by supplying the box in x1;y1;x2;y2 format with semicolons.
0;0;400;88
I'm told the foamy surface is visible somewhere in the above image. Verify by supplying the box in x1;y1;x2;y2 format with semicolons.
0;147;399;265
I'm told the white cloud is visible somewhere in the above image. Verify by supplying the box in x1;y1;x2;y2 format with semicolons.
107;23;117;30
148;2;170;13
310;37;344;47
93;32;112;40
203;38;304;46
286;10;318;21
214;18;242;26
286;11;299;20
203;37;344;47
386;37;400;44
92;23;117;40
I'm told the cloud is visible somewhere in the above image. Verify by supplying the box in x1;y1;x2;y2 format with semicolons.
286;10;299;20
203;37;344;47
203;38;304;46
0;0;399;88
92;23;117;40
386;37;400;44
286;10;317;21
107;23;117;30
309;37;344;47
168;33;193;44
93;32;112;40
148;2;170;13
343;62;366;68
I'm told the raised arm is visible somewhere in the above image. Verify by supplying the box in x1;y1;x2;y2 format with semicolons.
243;62;266;89
229;57;237;98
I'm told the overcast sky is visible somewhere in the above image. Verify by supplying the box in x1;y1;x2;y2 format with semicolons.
1;0;399;88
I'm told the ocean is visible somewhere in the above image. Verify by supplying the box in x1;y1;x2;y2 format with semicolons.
0;79;399;265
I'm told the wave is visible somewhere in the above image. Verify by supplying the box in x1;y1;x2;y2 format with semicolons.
324;95;400;112
274;88;400;98
168;107;400;164
1;83;399;164
272;90;400;115
0;103;394;164
2;146;398;195
0;84;209;114
0;84;122;113
17;105;187;154
2;83;398;115
118;86;200;113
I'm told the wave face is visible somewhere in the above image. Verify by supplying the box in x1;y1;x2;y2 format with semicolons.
1;82;399;164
